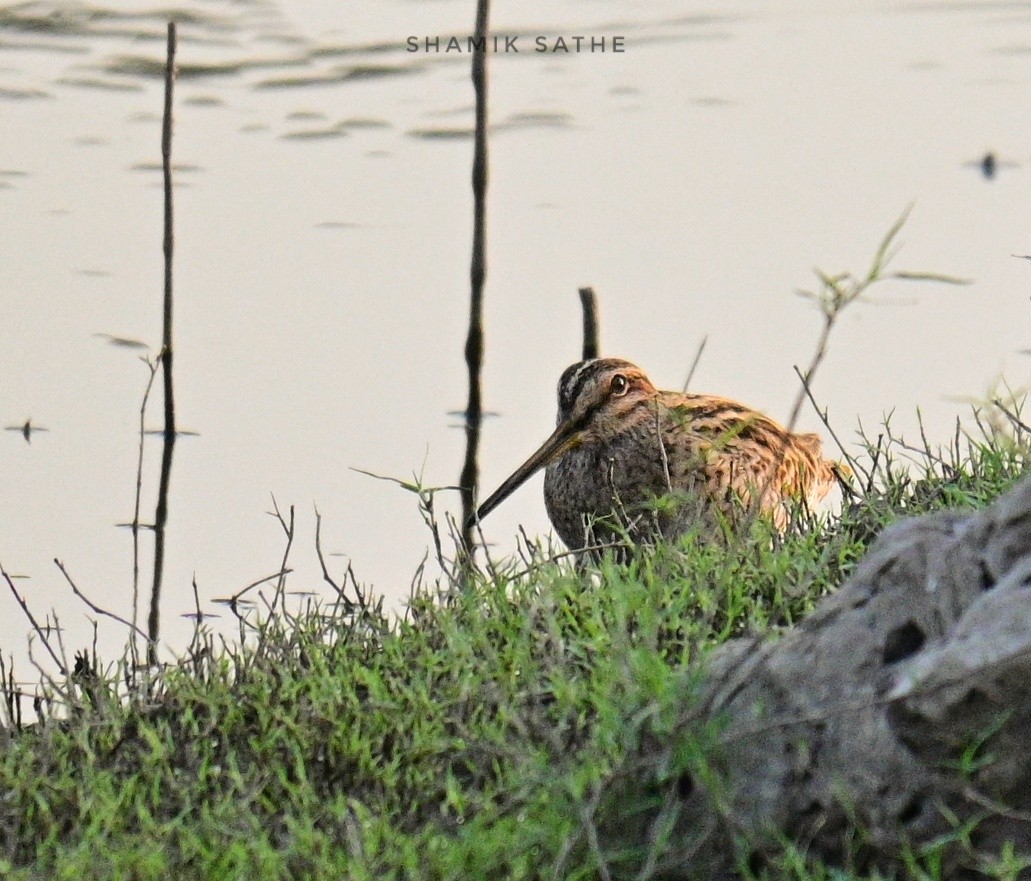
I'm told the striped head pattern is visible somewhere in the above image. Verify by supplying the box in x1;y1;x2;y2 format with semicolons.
554;358;659;441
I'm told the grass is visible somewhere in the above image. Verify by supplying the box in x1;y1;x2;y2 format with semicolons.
0;408;1028;880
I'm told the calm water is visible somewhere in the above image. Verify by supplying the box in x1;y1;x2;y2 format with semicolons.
1;0;1028;673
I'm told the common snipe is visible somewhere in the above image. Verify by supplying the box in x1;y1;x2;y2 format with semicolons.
473;358;844;549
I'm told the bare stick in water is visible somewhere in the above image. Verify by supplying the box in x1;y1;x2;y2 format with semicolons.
578;287;599;360
148;21;178;666
459;0;491;554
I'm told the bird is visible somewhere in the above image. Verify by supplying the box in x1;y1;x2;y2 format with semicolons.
472;358;846;550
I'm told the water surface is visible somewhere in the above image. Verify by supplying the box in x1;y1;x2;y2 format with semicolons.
0;0;1028;673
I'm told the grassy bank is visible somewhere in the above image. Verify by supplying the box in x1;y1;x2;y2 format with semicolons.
0;413;1027;880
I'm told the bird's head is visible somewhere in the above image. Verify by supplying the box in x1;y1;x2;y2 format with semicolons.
471;358;657;525
554;358;657;442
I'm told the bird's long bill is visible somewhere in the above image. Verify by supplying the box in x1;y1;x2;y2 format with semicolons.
471;421;583;526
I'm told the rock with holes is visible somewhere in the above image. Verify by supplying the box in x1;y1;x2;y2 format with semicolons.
622;475;1031;877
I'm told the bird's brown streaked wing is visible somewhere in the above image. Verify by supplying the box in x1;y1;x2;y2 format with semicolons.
663;395;793;454
661;395;837;515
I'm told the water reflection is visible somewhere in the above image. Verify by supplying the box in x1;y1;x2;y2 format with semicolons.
963;151;1020;179
5;419;48;444
92;333;148;348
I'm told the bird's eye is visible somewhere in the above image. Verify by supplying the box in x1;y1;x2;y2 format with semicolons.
610;374;629;396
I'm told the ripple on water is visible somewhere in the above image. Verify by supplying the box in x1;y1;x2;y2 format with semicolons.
0;83;50;99
308;41;402;60
407;126;473;141
408;111;572;141
56;76;143;92
286;110;327;121
130;162;204;174
183;94;224;107
104;56;251;79
255;62;421;90
0;35;89;55
281;116;391;140
338;117;390;130
501;111;573;130
315;221;362;230
0;2;238;41
281;125;349;141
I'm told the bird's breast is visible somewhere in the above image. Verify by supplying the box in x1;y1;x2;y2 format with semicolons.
543;424;682;549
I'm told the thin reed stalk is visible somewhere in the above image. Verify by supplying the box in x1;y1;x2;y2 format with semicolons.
55;559;149;644
752;209;966;528
148;21;178;666
1;565;65;676
682;335;707;393
131;357;159;668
